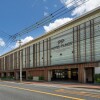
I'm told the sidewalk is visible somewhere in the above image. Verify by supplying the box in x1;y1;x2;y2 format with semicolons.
22;81;100;90
1;80;100;90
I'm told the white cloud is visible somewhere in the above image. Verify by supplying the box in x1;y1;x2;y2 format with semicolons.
44;11;49;16
60;0;100;16
0;38;5;46
43;17;72;32
15;36;33;48
43;0;99;32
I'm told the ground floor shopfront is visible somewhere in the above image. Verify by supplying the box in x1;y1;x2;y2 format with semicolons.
0;62;100;83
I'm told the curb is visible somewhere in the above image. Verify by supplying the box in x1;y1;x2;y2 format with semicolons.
0;80;100;90
22;82;100;90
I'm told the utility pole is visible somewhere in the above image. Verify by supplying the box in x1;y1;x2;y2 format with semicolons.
19;40;22;82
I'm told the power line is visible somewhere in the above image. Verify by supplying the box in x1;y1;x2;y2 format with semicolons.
0;31;17;55
12;0;89;39
0;0;89;55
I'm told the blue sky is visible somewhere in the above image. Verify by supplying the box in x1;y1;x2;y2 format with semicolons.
0;0;100;55
0;0;62;35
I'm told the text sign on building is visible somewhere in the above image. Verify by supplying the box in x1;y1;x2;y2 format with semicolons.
51;39;73;50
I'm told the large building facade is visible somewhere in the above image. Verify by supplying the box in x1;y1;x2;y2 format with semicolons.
0;7;100;83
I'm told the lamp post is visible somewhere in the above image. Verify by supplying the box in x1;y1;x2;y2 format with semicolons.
19;40;22;82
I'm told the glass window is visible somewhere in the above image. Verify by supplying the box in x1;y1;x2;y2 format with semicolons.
23;49;25;68
40;52;43;66
30;45;33;68
51;33;73;65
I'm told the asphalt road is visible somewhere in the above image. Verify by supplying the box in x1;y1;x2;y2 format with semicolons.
0;81;100;100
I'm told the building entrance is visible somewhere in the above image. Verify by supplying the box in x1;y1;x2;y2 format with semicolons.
4;72;6;77
10;72;14;77
51;69;68;81
22;71;26;80
16;71;26;80
85;68;94;83
51;68;78;81
71;68;78;80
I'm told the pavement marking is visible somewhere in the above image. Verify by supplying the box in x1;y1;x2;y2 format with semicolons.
0;84;85;100
55;89;100;99
0;81;100;93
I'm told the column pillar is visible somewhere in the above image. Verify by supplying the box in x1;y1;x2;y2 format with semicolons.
44;68;48;81
15;72;19;80
68;68;71;79
26;71;29;80
48;70;52;81
7;72;10;77
78;65;85;83
1;73;4;77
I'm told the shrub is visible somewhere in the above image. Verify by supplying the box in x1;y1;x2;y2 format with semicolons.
28;76;33;80
94;74;100;83
1;76;15;80
1;76;6;80
39;76;44;80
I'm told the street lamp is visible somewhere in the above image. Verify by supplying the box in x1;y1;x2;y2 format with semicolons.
19;40;22;82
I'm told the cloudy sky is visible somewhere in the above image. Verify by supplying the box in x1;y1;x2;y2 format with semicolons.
0;0;100;55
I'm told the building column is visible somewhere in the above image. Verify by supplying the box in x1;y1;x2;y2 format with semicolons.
48;70;52;81
68;68;71;79
78;65;85;83
7;72;10;77
26;71;29;80
44;68;48;81
15;72;19;80
1;73;4;77
78;65;81;83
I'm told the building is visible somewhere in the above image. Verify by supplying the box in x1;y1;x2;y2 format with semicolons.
0;7;100;83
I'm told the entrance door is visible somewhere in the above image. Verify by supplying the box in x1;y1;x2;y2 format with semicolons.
85;68;94;83
16;71;26;80
51;69;68;81
51;68;78;81
22;71;26;80
71;68;78;81
10;72;14;77
4;72;6;77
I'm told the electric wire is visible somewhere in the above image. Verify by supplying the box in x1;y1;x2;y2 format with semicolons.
12;0;89;38
0;0;89;55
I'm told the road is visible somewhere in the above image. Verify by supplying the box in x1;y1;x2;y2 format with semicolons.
0;81;100;100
